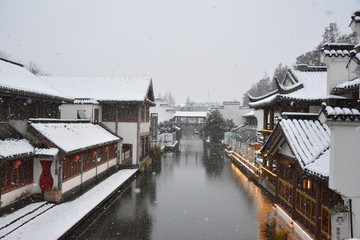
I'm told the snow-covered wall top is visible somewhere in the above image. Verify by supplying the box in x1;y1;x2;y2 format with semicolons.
30;122;119;153
0;139;34;159
279;119;330;171
35;147;59;157
0;59;71;101
41;76;153;102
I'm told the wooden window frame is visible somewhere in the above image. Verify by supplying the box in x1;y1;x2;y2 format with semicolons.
295;189;316;226
278;178;293;207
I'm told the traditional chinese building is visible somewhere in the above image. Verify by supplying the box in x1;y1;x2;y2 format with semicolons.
27;119;120;199
41;76;155;166
261;114;343;240
248;65;328;145
0;58;71;208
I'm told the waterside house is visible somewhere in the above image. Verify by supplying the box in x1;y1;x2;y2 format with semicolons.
227;11;360;240
260;115;342;240
41;76;155;167
0;58;72;207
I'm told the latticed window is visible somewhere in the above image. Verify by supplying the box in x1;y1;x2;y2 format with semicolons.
1;158;33;193
295;189;316;225
63;157;81;181
321;206;331;239
278;178;292;207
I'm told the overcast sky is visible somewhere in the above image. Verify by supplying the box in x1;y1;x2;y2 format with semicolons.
0;0;359;105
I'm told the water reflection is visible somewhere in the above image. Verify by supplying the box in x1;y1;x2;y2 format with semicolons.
79;134;272;240
202;143;225;177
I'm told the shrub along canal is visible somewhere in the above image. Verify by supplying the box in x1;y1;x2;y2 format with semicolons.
78;133;272;240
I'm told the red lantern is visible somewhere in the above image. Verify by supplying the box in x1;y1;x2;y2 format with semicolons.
104;147;109;153
113;145;117;150
91;151;97;158
73;155;80;162
13;161;21;168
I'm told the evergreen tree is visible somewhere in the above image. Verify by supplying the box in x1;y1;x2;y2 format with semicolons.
202;110;226;143
273;63;288;83
158;121;176;134
296;22;358;66
225;119;236;131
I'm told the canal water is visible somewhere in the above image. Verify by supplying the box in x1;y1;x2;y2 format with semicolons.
79;133;272;240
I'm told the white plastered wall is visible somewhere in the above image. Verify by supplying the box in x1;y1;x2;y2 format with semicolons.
219;104;243;125
321;56;357;95
59;104;102;122
328;121;360;238
103;122;138;164
1;184;36;208
253;109;264;131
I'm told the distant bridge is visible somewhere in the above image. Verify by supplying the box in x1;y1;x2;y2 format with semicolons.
174;111;208;127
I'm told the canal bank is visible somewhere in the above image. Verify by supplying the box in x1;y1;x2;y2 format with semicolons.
78;134;273;240
0;169;137;239
225;150;317;240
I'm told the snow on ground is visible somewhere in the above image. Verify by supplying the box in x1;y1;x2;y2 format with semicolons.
2;169;137;240
0;203;54;237
0;202;47;229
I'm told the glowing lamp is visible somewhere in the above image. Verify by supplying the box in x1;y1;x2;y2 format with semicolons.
113;145;117;150
73;155;80;162
104;147;109;153
13;161;21;168
91;151;97;158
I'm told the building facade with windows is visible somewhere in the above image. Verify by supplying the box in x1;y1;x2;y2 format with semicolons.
41;76;155;166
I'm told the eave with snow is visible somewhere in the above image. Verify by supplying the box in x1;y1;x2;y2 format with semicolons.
0;58;73;123
248;65;327;139
248;66;328;109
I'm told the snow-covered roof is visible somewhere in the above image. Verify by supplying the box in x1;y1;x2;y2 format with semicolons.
0;139;34;159
35;148;59;157
30;122;119;153
174;111;208;118
332;78;360;94
322;105;360;121
305;149;330;178
0;59;72;101
41;76;154;103
262;118;331;177
279;119;330;168
73;98;99;104
249;68;327;108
